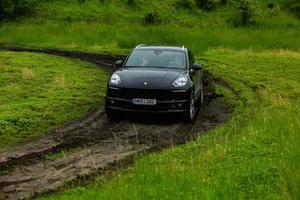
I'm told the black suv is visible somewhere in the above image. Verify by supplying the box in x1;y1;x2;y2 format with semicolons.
105;45;204;121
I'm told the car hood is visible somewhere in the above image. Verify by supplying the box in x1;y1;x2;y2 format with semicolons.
116;67;186;89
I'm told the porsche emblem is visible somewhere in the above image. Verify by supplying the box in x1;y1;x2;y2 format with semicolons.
144;82;148;86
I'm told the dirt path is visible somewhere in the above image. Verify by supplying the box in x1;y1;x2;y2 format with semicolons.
0;45;232;200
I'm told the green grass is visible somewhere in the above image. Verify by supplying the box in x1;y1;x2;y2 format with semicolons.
44;151;66;161
0;0;300;54
1;0;300;199
38;49;300;199
0;51;108;149
1;23;300;55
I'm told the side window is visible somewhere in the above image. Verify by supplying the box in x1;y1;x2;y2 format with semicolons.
188;50;195;69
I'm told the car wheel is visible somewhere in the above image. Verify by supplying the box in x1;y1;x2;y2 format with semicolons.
196;80;204;107
200;85;204;106
183;90;196;122
105;106;119;119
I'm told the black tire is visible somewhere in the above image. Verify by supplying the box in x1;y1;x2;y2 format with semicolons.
199;88;204;107
105;106;120;119
183;90;196;122
200;79;204;106
196;79;204;107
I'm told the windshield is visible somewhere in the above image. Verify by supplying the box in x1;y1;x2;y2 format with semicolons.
125;49;186;69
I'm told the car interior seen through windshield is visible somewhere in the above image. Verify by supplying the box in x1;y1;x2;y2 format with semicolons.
125;49;186;69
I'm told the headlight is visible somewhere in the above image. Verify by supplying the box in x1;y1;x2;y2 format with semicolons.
110;73;121;85
172;76;188;87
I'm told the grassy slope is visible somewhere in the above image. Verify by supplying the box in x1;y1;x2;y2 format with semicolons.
0;0;300;54
0;51;108;149
39;49;300;199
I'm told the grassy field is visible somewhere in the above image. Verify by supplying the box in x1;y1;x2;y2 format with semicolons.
0;0;299;54
0;51;108;149
38;49;300;200
1;0;299;199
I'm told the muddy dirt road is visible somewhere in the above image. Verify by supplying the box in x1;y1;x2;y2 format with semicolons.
0;46;232;200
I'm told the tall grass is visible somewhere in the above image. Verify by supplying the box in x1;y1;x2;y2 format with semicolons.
1;22;300;54
0;0;299;54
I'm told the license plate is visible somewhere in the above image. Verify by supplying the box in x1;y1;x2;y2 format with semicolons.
132;98;156;105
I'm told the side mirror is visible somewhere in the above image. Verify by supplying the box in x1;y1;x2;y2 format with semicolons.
192;63;202;70
115;60;123;68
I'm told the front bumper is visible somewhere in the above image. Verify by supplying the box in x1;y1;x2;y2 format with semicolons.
105;87;190;113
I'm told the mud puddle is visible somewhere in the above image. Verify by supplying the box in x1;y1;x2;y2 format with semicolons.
0;45;232;200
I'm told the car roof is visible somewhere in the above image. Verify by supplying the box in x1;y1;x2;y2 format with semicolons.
135;44;187;52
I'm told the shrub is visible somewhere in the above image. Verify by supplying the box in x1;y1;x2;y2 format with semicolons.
267;2;280;16
174;0;195;9
220;0;229;6
127;0;134;6
267;2;275;9
195;0;218;11
0;0;36;21
233;0;260;26
144;12;160;25
78;0;86;4
286;0;300;18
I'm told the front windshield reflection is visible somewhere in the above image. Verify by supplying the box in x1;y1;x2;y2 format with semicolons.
125;49;186;69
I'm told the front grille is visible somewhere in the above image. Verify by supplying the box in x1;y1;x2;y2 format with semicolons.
108;88;121;97
108;88;189;101
107;88;189;112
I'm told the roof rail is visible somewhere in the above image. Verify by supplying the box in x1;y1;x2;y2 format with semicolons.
136;44;146;48
182;46;185;50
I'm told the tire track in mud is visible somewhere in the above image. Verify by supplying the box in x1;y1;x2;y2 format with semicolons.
0;45;233;200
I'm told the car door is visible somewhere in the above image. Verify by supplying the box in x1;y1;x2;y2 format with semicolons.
188;50;201;100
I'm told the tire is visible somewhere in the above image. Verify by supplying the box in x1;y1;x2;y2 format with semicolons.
199;88;204;107
196;79;204;107
105;105;120;120
183;90;196;122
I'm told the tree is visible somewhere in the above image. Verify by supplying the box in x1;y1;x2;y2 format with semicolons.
0;0;36;21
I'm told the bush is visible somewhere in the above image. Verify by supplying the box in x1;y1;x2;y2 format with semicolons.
233;0;260;26
195;0;218;11
220;0;229;6
144;12;160;25
174;0;195;9
286;0;300;18
127;0;134;6
78;0;86;4
0;0;36;21
267;2;275;9
267;2;280;16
